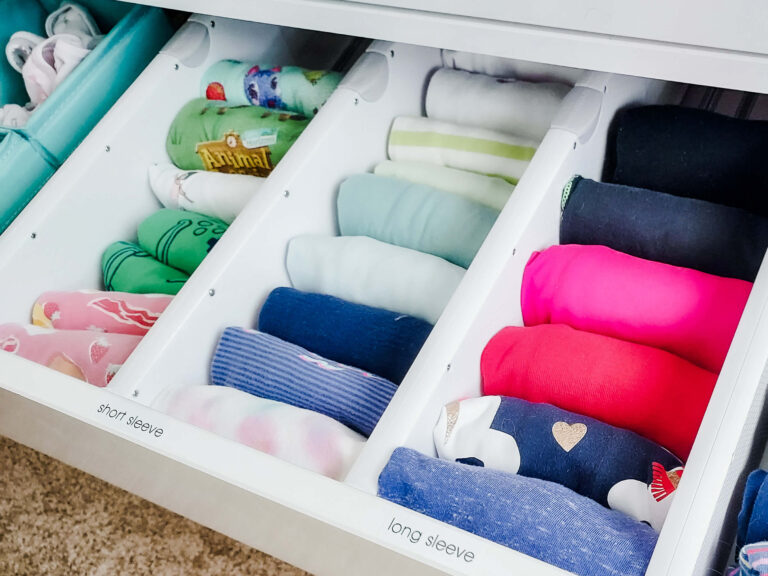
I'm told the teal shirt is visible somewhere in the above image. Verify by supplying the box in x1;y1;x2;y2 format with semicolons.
337;173;500;269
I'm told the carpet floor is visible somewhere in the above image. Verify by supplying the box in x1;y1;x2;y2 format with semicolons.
0;435;310;575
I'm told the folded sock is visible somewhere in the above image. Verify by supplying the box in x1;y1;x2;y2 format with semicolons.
22;33;91;106
378;447;658;576
102;241;189;295
373;160;515;211
0;323;141;387
0;3;48;104
151;384;365;480
337;173;499;268
738;470;768;549
32;290;172;336
522;244;751;373
481;324;718;460
560;176;768;282
388;116;539;185
434;395;683;531
735;542;768;576
441;50;584;84
258;287;433;384
148;163;263;224
609;106;768;217
211;328;398;437
6;31;44;74
45;2;102;46
426;68;569;141
166;98;310;174
137;208;227;275
286;235;465;325
202;60;341;117
0;103;32;128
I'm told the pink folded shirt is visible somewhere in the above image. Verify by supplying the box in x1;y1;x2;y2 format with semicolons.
152;385;365;481
32;290;172;336
0;323;141;387
522;244;752;373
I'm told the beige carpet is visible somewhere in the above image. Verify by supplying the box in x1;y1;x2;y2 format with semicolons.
0;436;310;575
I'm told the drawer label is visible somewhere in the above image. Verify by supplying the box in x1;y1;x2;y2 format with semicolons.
385;516;476;563
97;401;164;439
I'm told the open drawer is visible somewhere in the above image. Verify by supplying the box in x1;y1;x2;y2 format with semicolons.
1;16;755;576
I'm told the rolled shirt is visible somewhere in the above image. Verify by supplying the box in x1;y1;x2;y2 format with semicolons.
522;243;751;372
258;287;432;384
560;175;768;282
378;446;658;576
481;324;718;460
434;395;683;531
211;327;398;437
32;290;172;336
286;235;465;325
388;116;539;185
0;323;141;387
152;384;365;480
373;160;514;211
337;173;499;268
426;68;569;141
610;105;768;217
148;163;263;224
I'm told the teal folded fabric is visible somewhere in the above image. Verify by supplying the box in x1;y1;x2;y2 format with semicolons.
337;174;499;268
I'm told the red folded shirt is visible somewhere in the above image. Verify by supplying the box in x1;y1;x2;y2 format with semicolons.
481;324;718;460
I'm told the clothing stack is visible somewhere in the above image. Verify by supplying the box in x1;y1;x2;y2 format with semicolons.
102;58;345;295
0;290;171;386
150;60;342;223
102;209;228;296
141;59;367;481
142;60;344;225
0;57;342;384
378;104;766;576
154;62;569;480
1;2;101;128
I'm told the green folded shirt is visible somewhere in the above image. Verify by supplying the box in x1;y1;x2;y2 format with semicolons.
166;98;310;175
102;241;189;295
137;209;228;275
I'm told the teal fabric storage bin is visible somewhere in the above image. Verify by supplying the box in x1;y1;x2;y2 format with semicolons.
0;2;174;233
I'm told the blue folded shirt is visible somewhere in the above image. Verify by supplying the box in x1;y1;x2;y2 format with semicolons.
259;287;432;384
211;327;398;437
378;447;658;576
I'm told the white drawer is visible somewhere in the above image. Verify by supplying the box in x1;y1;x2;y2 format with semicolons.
100;0;768;94
1;12;761;576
